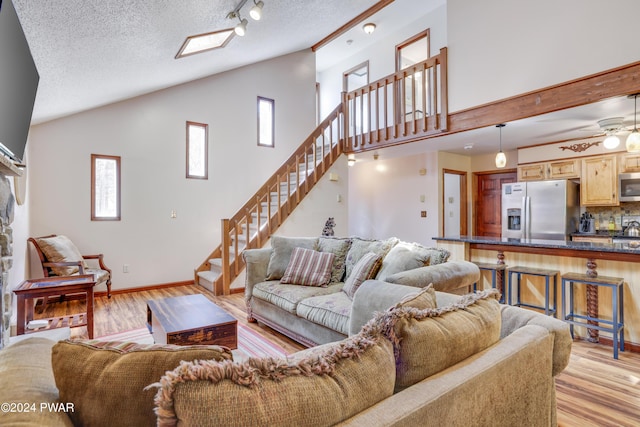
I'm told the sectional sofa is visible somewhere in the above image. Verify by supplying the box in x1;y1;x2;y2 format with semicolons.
243;235;481;346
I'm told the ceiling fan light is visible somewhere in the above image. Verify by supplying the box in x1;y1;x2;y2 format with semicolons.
249;1;263;20
234;18;248;36
495;151;507;168
626;130;640;152
603;135;620;149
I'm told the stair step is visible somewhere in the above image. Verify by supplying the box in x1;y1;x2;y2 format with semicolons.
197;270;219;292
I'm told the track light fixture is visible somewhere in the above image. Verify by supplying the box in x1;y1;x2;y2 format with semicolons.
227;0;265;37
250;1;264;20
495;124;507;168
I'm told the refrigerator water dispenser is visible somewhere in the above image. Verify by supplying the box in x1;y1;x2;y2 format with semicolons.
507;208;521;231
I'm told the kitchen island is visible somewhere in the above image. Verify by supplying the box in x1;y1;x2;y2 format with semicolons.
435;236;639;352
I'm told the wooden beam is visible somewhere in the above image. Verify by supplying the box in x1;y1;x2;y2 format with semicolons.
312;0;394;52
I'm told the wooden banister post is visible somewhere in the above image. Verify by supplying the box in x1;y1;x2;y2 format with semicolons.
221;219;231;296
439;47;448;132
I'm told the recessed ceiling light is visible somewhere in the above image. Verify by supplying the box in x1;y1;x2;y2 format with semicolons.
176;29;235;58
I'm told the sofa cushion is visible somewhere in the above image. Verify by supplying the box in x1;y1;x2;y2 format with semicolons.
152;328;396;427
0;338;74;427
35;235;88;276
377;289;501;392
280;247;335;287
266;236;318;280
392;283;438;310
315;237;352;283
344;237;398;279
343;252;383;298
51;340;232;427
376;241;435;281
252;280;343;314
297;292;353;335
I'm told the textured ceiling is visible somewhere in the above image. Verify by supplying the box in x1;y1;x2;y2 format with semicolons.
13;0;381;124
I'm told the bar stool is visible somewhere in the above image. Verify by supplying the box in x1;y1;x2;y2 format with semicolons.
561;273;625;359
472;262;507;304
507;266;559;317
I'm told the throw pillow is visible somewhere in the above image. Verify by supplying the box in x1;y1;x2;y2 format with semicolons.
152;327;395;427
375;289;502;392
344;237;398;279
51;340;232;427
315;237;351;282
265;236;318;280
376;241;434;281
35;235;88;276
280;247;335;287
342;252;383;299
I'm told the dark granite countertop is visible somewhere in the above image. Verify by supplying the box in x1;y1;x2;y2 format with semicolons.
433;235;640;255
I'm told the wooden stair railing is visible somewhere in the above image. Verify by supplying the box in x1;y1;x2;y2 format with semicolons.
195;104;345;295
344;47;448;152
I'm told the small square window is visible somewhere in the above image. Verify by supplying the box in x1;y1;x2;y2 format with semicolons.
257;96;274;147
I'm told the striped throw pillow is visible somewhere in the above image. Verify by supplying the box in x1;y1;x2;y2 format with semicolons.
280;247;335;287
342;252;383;299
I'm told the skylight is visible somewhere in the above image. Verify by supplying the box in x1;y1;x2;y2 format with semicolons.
176;29;235;59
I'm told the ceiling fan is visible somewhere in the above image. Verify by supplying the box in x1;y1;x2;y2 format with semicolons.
583;117;632;149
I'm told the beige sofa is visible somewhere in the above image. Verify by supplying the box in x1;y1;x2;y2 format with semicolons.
0;283;571;426
243;236;481;347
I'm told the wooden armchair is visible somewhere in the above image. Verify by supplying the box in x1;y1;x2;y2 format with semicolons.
28;235;112;298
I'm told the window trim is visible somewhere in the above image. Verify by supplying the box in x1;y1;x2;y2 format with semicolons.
395;29;430;71
342;60;369;92
186;121;209;179
257;96;275;147
91;154;121;221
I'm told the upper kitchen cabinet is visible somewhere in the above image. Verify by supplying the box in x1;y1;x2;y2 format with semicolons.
518;159;580;181
619;153;640;172
518;162;546;181
581;155;619;206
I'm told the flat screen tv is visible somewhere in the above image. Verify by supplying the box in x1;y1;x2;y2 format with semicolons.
0;0;39;165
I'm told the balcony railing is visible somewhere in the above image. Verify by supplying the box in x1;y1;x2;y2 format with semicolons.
344;47;448;152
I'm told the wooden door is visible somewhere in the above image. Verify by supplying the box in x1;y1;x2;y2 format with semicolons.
475;171;517;237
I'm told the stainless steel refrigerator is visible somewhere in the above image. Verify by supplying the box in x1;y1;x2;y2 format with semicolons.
501;180;579;240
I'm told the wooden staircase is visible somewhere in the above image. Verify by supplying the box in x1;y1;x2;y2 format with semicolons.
195;49;449;296
195;104;345;295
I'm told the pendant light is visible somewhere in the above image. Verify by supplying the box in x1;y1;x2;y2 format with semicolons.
495;124;507;168
627;94;640;153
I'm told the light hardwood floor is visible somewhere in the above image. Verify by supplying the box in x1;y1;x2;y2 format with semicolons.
33;284;640;426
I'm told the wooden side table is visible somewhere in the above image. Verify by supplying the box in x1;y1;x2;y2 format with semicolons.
14;275;96;338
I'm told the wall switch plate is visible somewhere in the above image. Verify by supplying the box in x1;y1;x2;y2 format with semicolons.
123;264;129;273
170;210;177;219
329;173;339;181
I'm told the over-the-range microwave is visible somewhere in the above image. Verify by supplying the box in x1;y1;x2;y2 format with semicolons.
619;172;640;202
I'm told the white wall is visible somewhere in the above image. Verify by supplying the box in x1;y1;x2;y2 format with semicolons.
447;0;640;112
348;152;438;245
25;50;318;291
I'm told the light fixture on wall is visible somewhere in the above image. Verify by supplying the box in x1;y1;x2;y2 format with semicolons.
495;124;507;168
250;1;264;20
347;154;356;166
626;94;640;153
362;23;376;34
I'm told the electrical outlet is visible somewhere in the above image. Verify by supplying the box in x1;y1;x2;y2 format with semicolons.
123;264;129;273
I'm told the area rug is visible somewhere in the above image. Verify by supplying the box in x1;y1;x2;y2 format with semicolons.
96;323;288;359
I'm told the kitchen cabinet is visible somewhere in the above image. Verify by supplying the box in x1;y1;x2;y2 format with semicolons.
580;155;619;206
619;153;640;172
518;159;580;181
548;159;580;179
518;163;546;181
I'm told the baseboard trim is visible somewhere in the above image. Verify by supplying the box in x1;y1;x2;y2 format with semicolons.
594;336;640;354
94;280;194;297
230;287;244;294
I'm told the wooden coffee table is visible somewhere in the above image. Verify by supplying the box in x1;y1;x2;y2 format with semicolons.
146;294;237;348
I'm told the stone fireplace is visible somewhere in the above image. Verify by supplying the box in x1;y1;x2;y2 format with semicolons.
0;174;15;349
